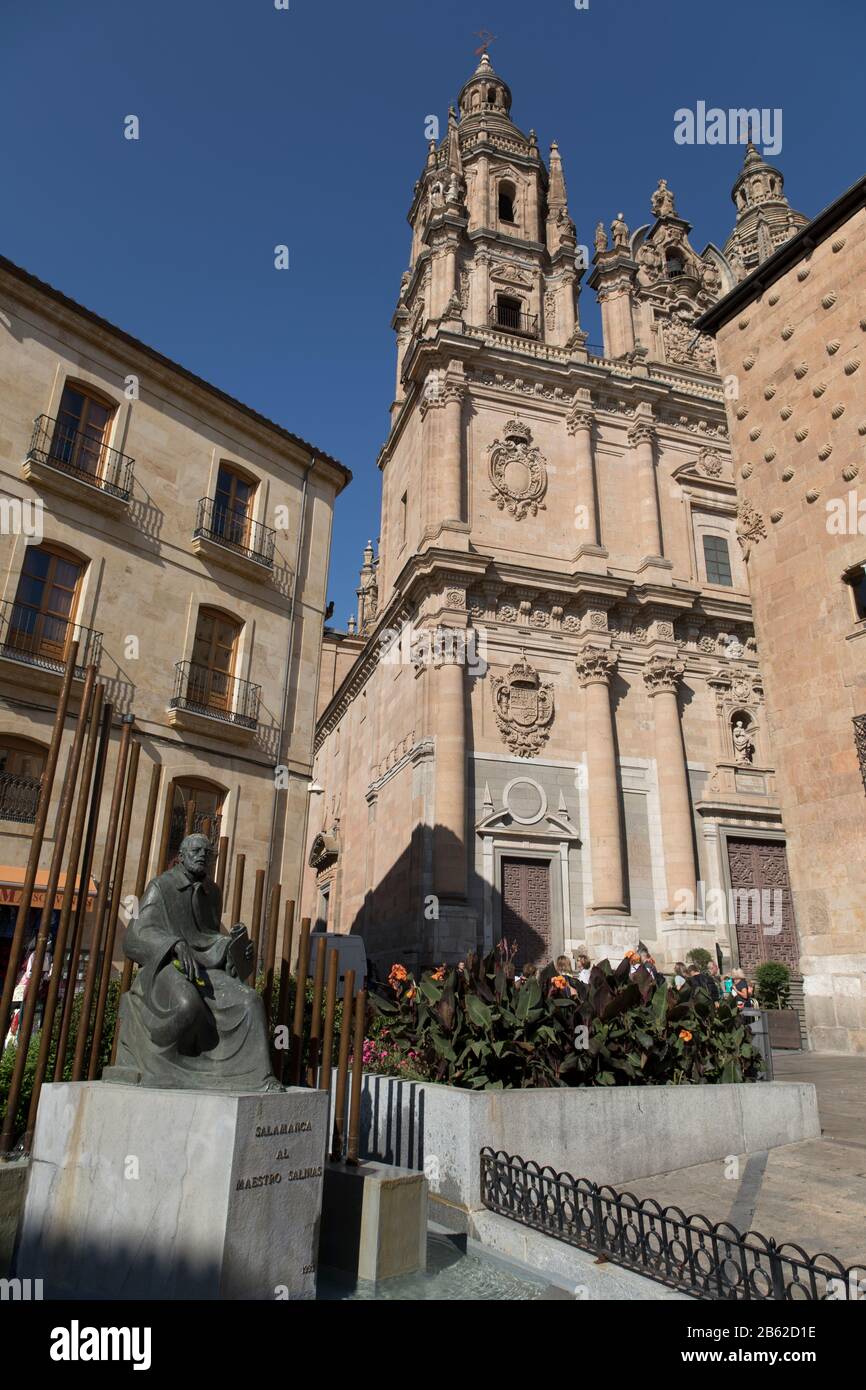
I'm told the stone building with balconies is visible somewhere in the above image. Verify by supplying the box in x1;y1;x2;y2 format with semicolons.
0;255;349;978
303;55;808;997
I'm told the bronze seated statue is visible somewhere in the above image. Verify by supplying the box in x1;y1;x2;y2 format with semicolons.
106;833;282;1092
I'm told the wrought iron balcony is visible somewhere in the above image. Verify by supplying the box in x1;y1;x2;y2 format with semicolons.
170;660;260;731
854;714;866;794
0;599;103;678
0;770;42;823
488;304;539;338
27;415;134;501
193;498;276;570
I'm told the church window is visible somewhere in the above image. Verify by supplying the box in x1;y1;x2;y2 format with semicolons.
488;87;497;105
703;534;733;587
495;295;522;330
498;182;516;223
213;462;257;549
666;251;685;278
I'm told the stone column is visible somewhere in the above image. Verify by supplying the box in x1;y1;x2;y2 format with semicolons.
439;379;465;524
628;420;663;560
576;648;626;913
643;657;697;914
433;651;466;899
567;409;600;548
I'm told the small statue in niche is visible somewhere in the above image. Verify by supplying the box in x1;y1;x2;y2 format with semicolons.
732;717;756;766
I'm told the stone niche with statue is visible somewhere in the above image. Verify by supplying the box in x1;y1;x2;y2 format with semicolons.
706;663;777;800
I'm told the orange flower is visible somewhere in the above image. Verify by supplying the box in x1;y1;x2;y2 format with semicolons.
431;965;446;982
405;987;416;1002
679;1029;693;1043
624;950;639;962
551;975;568;991
388;963;409;992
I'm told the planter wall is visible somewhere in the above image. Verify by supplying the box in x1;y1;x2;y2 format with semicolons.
355;1074;820;1230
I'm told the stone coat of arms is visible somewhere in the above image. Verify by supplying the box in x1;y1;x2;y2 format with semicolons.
492;652;554;757
488;419;548;520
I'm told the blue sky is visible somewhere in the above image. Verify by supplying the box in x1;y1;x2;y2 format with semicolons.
2;0;862;624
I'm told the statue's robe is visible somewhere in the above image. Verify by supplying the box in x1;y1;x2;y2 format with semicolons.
114;864;275;1091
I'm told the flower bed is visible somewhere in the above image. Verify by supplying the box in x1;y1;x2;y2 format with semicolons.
366;946;762;1090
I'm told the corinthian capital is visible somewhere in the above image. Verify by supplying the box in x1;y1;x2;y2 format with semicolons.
575;647;618;687
627;420;656;449
643;657;684;697
566;409;594;437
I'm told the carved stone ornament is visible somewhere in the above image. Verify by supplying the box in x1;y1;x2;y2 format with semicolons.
698;447;724;477
491;651;554;757
736;498;767;559
642;657;685;697
488;419;548;520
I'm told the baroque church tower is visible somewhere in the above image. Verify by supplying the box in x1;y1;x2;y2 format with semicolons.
306;55;802;981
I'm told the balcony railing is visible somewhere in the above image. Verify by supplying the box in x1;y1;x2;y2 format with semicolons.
27;415;135;501
170;660;261;730
193;497;276;569
488;304;539;338
0;599;103;678
854;714;866;794
0;770;42;823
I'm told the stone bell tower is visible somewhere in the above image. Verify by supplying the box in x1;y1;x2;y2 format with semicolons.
307;54;786;981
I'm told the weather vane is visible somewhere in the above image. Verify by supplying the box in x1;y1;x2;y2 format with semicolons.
474;29;498;56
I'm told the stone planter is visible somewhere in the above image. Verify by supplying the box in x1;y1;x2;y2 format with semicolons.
354;1072;820;1231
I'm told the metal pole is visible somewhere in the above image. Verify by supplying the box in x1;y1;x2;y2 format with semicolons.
346;988;367;1165
53;699;113;1079
24;681;104;1140
275;899;295;1081
229;853;245;926
111;759;160;1063
71;717;133;1080
0;643;79;1047
87;741;140;1079
0;664;96;1153
215;835;228;898
319;948;339;1097
250;868;265;988
261;882;280;1022
289;918;311;1086
306;935;327;1087
331;969;354;1161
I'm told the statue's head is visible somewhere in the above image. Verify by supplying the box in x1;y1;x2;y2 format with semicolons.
178;833;212;881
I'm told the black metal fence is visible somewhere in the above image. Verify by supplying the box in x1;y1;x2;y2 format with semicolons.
28;414;135;501
480;1149;864;1301
193;496;276;569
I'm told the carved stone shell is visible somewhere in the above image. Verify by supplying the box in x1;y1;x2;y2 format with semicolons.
812;382;827;397
831;403;845;419
842;464;860;481
794;362;808;379
764;385;776;400
780;406;793;420
781;468;795;481
818;444;833;460
794;428;809;442
781;325;795;340
764;449;776;462
826;339;841;355
770;509;784;523
844;358;861;375
821;293;838;309
749;427;762;441
806;489;821;502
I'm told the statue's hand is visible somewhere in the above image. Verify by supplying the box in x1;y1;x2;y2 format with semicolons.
174;940;197;982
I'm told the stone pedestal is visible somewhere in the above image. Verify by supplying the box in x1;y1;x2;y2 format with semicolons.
319;1160;427;1283
15;1082;328;1301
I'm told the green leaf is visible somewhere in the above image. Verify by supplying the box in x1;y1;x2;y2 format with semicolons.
465;994;493;1031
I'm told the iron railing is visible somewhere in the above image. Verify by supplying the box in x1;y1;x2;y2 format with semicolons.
193;497;276;569
853;714;866;794
170;660;260;730
480;1149;864;1301
27;415;134;501
0;770;42;823
488;304;539;338
0;599;102;678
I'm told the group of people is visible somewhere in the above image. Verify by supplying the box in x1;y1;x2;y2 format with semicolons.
514;948;756;1012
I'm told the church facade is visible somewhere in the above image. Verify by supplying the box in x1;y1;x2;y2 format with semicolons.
303;55;807;983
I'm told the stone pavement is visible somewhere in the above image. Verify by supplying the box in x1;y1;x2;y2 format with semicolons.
618;1054;866;1269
